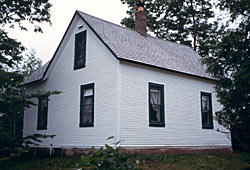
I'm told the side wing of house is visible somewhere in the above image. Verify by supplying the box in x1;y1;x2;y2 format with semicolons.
119;61;231;149
23;13;119;148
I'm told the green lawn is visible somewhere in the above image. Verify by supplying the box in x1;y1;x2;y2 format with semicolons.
1;152;250;170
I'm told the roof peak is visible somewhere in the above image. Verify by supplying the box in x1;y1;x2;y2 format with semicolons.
76;10;148;37
21;10;213;86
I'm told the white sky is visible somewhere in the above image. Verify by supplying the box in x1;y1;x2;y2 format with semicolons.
7;0;128;64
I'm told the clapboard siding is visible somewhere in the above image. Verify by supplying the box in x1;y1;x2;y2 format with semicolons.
23;14;118;148
23;13;231;150
119;61;231;147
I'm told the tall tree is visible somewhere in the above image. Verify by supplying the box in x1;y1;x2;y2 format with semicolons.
21;49;42;78
202;0;250;151
121;0;218;56
0;0;52;69
0;0;54;159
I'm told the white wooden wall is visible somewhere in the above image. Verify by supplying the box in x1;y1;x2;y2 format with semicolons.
119;61;231;148
23;14;231;149
23;14;119;148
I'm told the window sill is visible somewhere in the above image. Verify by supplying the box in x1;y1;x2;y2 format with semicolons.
74;65;85;70
37;127;47;130
149;123;165;127
80;124;94;127
202;126;214;129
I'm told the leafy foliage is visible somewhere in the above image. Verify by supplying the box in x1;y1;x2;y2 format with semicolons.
0;0;51;69
80;137;141;170
0;133;55;161
0;31;25;70
0;0;52;32
202;0;250;151
121;0;218;56
23;133;56;149
0;0;55;160
20;49;42;78
0;88;60;160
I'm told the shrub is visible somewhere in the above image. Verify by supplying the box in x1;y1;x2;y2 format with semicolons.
0;133;55;160
80;137;141;170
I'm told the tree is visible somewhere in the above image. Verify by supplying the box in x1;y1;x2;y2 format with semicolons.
202;0;250;151
0;48;42;144
0;0;52;69
21;49;42;78
0;0;55;159
121;0;218;56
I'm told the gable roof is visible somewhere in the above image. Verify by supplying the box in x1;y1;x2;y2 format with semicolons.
22;10;212;86
22;61;50;85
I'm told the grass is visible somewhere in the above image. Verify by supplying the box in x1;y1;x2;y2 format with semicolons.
0;152;250;170
136;152;250;170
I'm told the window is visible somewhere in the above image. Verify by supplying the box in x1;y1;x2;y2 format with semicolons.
201;92;213;129
37;97;48;130
149;83;165;127
80;83;94;127
74;30;87;70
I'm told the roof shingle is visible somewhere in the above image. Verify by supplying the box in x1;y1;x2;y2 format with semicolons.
77;11;211;79
22;10;212;86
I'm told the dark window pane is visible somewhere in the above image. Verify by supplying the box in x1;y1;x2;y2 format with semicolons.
83;96;93;105
77;59;84;65
201;92;213;129
81;106;93;124
83;105;93;114
74;31;87;69
37;98;48;130
41;99;47;112
80;83;94;127
149;83;165;127
151;104;161;121
202;111;209;125
150;87;161;105
202;95;210;111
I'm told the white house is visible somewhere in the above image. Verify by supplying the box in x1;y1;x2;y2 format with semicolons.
22;6;231;153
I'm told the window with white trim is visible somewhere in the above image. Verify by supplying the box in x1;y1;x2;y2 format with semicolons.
149;82;165;127
80;83;94;127
201;92;213;129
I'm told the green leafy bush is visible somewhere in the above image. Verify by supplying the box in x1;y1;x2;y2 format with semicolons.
80;136;141;170
0;133;55;160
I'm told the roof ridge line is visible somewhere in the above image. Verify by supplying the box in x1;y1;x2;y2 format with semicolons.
77;10;195;51
77;10;196;50
76;10;138;34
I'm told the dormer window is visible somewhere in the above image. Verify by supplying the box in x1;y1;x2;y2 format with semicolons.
74;30;87;70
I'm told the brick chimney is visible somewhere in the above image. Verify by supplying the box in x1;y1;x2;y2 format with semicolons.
135;2;147;37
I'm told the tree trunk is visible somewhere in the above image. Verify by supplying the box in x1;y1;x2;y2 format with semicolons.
190;0;197;52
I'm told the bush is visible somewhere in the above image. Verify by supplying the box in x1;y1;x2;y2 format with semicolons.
80;137;141;170
0;133;55;160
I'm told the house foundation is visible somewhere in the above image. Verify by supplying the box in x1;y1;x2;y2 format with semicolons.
32;146;232;157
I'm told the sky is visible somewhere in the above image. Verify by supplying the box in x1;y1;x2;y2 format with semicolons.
7;0;129;64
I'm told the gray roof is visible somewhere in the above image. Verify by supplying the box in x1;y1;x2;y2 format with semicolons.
22;10;212;85
21;61;50;85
